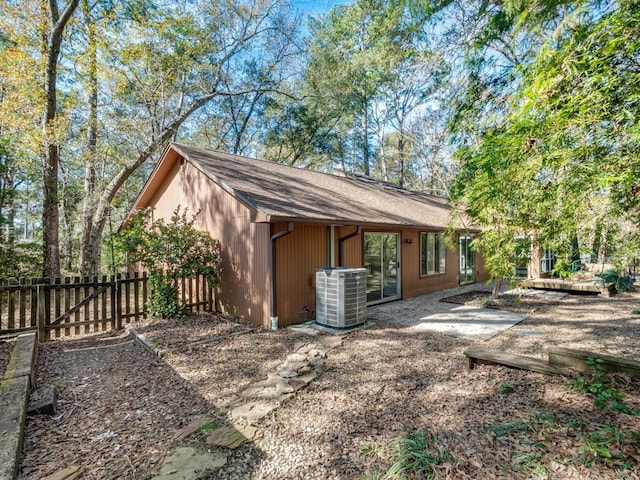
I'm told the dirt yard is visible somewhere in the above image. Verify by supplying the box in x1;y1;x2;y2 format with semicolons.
18;290;640;479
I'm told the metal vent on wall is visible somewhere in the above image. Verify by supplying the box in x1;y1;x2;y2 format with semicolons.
316;268;367;328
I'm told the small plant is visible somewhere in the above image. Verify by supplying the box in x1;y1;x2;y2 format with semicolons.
600;269;636;293
511;451;548;477
489;411;556;438
577;425;632;468
571;358;640;415
489;419;532;437
551;258;572;279
360;472;385;480
361;443;385;457
199;421;214;433
632;309;640;315
529;410;557;430
385;429;454;480
500;383;516;394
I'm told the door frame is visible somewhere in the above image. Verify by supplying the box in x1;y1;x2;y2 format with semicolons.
363;231;402;305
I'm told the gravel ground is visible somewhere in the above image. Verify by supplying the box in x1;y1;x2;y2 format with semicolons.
17;290;640;479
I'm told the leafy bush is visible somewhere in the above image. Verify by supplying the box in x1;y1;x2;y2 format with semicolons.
115;207;221;318
550;257;571;279
600;270;635;293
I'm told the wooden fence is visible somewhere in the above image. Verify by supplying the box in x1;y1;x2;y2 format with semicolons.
0;272;214;341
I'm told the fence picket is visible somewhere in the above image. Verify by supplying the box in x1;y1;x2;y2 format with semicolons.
74;276;81;335
134;272;140;322
142;271;148;319
101;276;107;331
83;277;90;334
64;277;71;337
53;277;61;339
30;278;37;328
19;278;26;329
7;279;15;331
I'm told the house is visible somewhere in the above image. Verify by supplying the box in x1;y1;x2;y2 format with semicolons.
130;142;490;327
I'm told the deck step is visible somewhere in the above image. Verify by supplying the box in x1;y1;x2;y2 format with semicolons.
464;346;570;376
545;346;640;377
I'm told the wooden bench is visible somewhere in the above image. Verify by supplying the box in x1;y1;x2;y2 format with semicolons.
545;346;640;377
464;346;570;376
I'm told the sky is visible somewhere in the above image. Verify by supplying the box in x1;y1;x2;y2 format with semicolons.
293;0;345;16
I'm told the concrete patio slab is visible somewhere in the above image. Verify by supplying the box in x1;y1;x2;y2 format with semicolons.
367;284;528;341
409;305;528;341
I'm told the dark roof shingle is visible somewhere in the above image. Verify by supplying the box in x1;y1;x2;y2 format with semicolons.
171;142;462;229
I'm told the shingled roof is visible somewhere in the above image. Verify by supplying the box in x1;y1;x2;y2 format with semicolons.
158;142;464;229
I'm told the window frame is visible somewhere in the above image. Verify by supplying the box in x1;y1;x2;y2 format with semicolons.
420;232;446;277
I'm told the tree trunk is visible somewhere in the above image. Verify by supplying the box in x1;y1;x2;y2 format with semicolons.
397;125;405;189
42;0;79;279
79;0;98;277
361;97;370;176
492;276;502;299
592;220;602;262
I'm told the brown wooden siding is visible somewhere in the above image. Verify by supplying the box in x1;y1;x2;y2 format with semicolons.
143;159;271;326
275;223;328;326
336;226;362;267
400;228;462;298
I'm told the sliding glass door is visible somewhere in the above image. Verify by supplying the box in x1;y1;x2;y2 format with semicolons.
459;235;476;285
364;233;400;304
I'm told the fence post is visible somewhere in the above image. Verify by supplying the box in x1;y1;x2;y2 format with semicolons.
208;277;214;312
37;284;46;342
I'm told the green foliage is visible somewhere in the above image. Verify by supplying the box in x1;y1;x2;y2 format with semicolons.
577;425;635;469
489;410;558;438
451;2;640;283
571;358;640;415
199;422;214;434
510;451;548;477
0;241;42;279
599;270;636;293
115;206;221;318
500;383;516;394
148;274;185;319
550;257;572;279
385;429;454;480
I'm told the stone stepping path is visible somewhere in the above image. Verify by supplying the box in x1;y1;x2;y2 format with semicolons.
152;335;343;479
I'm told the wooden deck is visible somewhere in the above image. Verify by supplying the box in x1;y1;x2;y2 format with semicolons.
521;278;615;296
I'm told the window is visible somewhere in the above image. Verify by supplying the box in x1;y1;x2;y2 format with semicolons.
540;248;556;274
420;232;446;276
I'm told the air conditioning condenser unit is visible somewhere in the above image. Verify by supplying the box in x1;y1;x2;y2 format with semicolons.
316;267;367;328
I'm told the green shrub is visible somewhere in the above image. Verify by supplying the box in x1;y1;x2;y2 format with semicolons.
115;207;221;318
600;270;635;293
